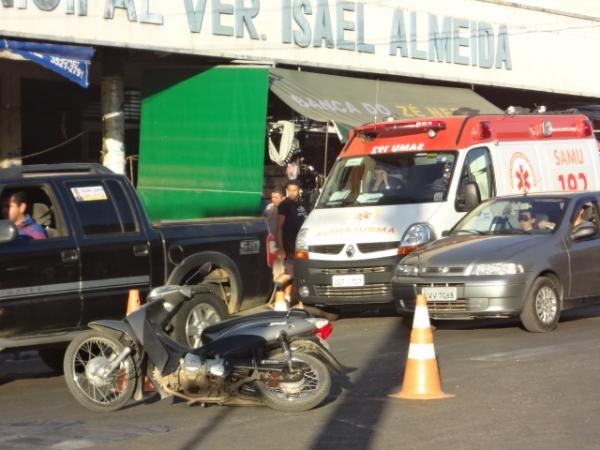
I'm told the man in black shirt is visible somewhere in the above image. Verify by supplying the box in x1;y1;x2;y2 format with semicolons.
276;180;308;302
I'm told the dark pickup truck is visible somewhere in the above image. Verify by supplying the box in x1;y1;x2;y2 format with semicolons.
0;164;273;367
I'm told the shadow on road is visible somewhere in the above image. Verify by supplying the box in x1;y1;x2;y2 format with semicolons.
0;353;59;386
309;316;410;450
176;406;234;450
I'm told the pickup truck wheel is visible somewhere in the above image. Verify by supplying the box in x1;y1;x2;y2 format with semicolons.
204;267;236;313
520;275;561;333
38;346;67;374
174;293;228;348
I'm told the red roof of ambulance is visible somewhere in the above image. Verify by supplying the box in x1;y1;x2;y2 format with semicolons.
341;114;593;157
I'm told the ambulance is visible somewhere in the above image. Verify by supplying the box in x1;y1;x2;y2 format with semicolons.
293;114;600;308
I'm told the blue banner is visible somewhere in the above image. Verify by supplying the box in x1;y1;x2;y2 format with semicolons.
0;39;94;88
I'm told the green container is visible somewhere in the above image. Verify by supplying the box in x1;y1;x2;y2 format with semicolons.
137;66;269;220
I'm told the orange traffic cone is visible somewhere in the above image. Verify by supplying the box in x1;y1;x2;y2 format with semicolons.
125;289;155;392
389;294;453;400
126;289;141;315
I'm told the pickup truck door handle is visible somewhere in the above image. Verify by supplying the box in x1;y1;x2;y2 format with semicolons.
61;249;79;263
133;245;149;257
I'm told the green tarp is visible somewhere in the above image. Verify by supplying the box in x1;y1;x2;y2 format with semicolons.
137;67;269;220
269;68;502;131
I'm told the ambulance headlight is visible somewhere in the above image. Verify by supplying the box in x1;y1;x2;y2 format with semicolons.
295;228;309;251
400;223;435;247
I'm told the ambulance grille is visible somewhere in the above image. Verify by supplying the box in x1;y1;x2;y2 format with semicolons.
315;283;391;298
309;244;344;255
357;241;400;253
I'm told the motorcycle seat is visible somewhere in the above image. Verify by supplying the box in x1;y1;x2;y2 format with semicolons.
201;310;292;344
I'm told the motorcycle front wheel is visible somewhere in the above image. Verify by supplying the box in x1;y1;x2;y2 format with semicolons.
63;331;138;412
255;352;331;412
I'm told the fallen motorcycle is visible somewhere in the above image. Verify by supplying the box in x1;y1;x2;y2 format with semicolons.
63;284;341;413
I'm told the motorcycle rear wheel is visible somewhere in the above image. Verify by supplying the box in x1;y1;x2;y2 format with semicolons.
63;331;137;412
255;352;330;412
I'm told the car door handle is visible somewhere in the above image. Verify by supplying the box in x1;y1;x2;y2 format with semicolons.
133;245;149;257
61;249;79;263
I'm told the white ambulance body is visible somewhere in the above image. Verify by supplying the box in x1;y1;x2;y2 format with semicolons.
293;114;600;308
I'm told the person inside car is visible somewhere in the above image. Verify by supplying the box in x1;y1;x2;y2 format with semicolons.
1;191;47;240
572;203;596;233
518;210;536;232
518;209;555;232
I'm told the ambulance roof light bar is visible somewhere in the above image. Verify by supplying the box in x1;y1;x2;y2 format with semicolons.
356;120;447;136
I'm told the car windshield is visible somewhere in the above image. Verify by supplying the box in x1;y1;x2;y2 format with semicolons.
451;197;568;235
316;152;457;208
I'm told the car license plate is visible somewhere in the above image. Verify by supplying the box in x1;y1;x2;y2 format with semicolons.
332;274;365;287
422;286;457;301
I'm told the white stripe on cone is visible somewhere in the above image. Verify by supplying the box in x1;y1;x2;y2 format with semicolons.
413;306;431;329
407;343;436;360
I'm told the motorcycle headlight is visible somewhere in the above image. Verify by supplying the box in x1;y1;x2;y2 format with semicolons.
295;228;309;251
400;223;435;248
395;264;419;277
465;263;524;276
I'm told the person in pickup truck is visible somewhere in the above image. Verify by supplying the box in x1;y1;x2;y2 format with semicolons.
1;191;47;240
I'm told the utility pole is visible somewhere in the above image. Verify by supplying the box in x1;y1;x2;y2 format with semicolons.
101;50;125;175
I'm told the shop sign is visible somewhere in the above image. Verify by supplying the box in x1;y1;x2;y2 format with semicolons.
1;1;511;70
1;1;597;96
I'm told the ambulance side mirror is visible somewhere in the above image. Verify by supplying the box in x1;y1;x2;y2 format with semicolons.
456;182;481;213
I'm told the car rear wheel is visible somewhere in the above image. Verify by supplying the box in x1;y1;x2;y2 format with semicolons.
520;275;560;333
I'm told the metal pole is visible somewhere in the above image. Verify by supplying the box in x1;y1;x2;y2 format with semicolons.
101;76;126;175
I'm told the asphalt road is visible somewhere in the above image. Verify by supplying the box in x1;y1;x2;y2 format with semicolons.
1;305;600;450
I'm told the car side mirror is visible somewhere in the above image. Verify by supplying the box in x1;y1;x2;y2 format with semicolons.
441;230;450;237
455;182;481;213
0;220;18;244
571;223;596;241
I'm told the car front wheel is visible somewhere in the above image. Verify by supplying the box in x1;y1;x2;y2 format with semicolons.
520;275;561;333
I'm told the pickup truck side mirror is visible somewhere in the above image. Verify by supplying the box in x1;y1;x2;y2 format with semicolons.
0;220;18;244
571;223;597;241
455;182;481;213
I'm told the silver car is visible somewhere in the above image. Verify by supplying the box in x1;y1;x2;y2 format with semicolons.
392;192;600;332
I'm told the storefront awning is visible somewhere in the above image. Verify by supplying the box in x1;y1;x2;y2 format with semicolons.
0;39;94;88
269;68;502;137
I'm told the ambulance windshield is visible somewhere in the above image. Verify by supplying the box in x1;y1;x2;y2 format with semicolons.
317;152;457;208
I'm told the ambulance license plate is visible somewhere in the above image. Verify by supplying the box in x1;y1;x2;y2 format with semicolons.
332;274;365;287
422;286;457;302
